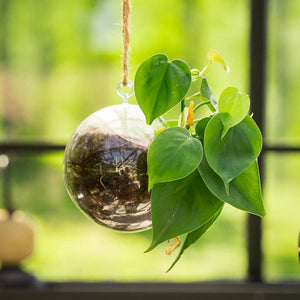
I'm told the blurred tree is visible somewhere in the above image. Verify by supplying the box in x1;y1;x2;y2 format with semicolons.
0;0;10;66
0;0;14;137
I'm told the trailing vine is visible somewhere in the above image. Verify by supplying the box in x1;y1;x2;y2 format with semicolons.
134;50;265;271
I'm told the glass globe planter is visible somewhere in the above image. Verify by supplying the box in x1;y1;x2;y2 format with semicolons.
64;102;157;232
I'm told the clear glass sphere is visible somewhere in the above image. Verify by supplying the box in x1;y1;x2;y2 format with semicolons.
64;103;156;232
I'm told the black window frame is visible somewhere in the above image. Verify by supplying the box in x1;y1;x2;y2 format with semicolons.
1;0;300;297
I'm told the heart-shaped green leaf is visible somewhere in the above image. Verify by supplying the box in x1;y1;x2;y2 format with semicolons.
198;156;265;217
167;205;223;272
204;114;262;185
219;87;250;138
207;50;230;72
147;127;203;190
195;117;211;142
146;170;223;252
135;54;191;124
200;77;217;111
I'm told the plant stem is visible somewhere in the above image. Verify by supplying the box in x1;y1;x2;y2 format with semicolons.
185;92;202;101
181;99;185;113
200;60;212;76
193;101;211;113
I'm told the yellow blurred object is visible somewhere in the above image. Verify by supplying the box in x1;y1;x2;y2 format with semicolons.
186;101;194;127
0;209;34;266
165;237;181;256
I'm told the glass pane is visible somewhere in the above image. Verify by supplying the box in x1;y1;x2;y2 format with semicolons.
266;0;300;146
0;0;250;282
264;153;300;281
0;152;246;281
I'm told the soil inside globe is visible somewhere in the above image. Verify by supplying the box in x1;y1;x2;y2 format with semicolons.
64;132;152;232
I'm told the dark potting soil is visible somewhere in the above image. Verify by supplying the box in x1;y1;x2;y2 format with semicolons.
64;132;152;231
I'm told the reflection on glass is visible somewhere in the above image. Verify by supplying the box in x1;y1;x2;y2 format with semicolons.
64;104;155;231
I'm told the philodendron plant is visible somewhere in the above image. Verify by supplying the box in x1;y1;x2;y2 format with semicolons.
134;50;265;271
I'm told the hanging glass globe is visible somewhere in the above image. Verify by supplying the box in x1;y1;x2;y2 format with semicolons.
64;82;161;232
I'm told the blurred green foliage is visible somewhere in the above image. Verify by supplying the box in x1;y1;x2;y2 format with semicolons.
0;0;250;142
0;0;299;282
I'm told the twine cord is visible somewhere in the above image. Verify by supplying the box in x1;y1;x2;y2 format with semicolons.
122;0;131;86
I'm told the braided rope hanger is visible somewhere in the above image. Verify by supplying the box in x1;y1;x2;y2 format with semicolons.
122;0;131;86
